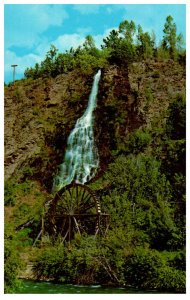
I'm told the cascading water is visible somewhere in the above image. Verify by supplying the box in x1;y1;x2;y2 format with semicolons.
52;70;101;193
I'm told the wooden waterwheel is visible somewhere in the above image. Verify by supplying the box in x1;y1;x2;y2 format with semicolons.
44;183;110;242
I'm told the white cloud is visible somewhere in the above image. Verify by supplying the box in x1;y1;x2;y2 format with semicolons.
35;37;52;58
4;50;42;78
73;5;100;15
52;34;86;52
5;5;68;48
94;27;118;48
106;7;114;14
4;26;117;83
76;27;92;35
51;27;116;52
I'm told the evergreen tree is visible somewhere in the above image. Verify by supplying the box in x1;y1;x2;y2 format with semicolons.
83;35;96;51
162;15;182;60
137;25;154;59
102;29;121;50
119;20;136;44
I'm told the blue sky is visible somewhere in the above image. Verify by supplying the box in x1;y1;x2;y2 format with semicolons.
4;4;186;83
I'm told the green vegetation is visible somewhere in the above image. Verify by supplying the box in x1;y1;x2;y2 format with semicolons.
162;15;184;60
4;15;185;293
4;224;29;293
24;16;185;80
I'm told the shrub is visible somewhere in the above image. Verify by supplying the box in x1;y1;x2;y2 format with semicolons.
164;250;186;271
166;93;185;140
157;266;185;293
4;181;16;206
124;247;186;292
152;70;160;78
124;247;164;289
125;129;152;154
4;226;25;293
33;244;69;281
102;154;176;250
33;236;125;285
33;237;100;284
4;244;22;293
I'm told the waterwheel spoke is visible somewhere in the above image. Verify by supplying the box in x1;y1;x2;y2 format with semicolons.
56;204;67;214
82;192;92;204
76;185;79;203
73;186;84;208
75;185;82;208
67;188;77;213
80;188;87;202
68;215;72;242
56;202;68;215
47;183;104;241
65;190;74;213
67;188;72;199
78;190;93;210
60;218;67;235
79;195;93;211
72;192;77;213
57;191;70;213
80;201;96;213
64;190;72;212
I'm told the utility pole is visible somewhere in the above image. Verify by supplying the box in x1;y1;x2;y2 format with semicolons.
11;64;18;84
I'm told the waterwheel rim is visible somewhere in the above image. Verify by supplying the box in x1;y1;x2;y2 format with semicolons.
54;183;100;215
46;183;101;241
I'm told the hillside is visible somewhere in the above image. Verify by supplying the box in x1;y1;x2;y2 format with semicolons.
5;59;185;183
4;15;186;294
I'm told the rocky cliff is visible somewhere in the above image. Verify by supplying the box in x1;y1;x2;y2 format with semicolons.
4;60;185;191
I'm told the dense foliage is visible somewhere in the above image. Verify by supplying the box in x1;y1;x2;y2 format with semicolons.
32;237;185;292
5;15;185;293
34;92;185;293
24;16;185;80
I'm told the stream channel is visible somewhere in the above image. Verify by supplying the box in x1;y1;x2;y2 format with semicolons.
16;280;167;294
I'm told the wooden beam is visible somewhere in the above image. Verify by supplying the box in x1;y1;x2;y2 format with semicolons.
73;217;81;235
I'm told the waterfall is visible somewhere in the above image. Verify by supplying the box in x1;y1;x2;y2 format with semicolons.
52;70;101;193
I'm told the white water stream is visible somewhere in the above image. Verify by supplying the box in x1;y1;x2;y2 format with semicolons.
53;70;101;193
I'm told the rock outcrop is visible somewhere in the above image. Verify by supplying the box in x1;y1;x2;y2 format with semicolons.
5;60;185;190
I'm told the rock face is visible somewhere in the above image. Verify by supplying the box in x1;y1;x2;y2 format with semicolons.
95;66;142;167
128;59;185;128
5;71;92;185
4;60;185;189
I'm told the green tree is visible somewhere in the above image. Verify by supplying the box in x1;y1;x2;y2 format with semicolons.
83;35;96;51
162;93;185;237
55;52;75;74
117;20;136;64
113;39;136;65
102;27;136;66
137;25;155;59
124;247;185;292
82;35;102;59
44;44;58;65
40;45;58;77
176;33;185;54
102;29;121;50
119;20;136;44
162;15;183;60
4;225;25;293
124;128;152;154
24;67;35;79
102;154;176;250
166;93;185;140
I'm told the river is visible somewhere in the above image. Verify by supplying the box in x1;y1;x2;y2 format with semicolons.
16;280;164;294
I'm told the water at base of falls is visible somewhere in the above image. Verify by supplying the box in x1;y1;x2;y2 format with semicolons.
52;70;101;193
16;280;166;294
